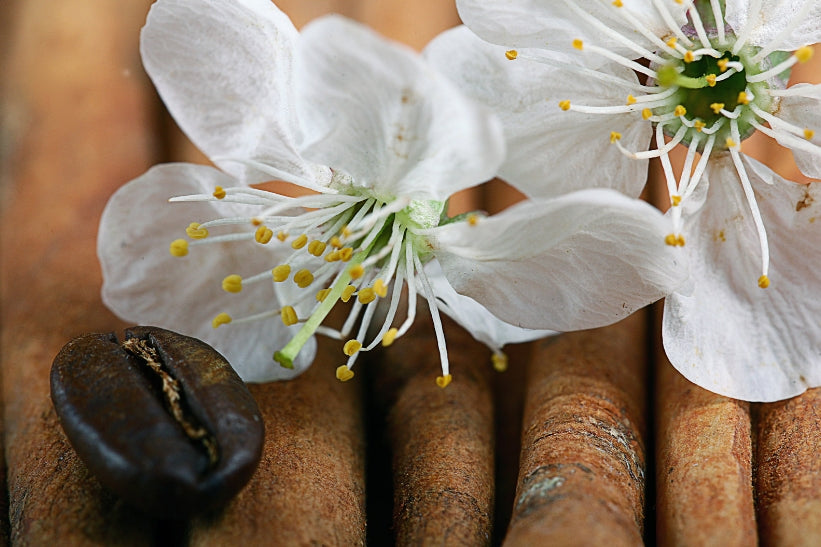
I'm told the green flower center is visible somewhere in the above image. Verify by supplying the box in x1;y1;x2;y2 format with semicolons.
654;42;778;148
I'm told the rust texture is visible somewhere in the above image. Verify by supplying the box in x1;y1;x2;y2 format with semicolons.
755;388;821;546
188;334;366;546
655;346;757;546
373;312;496;546
504;311;648;546
0;0;160;544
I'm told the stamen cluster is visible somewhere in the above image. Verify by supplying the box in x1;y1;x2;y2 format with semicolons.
167;176;456;386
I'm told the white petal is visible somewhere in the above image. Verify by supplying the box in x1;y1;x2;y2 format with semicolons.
293;15;505;201
98;163;316;382
429;190;688;331
725;0;821;49
663;154;821;401
141;0;328;185
425;26;650;199
769;83;821;179
456;0;688;60
422;260;555;351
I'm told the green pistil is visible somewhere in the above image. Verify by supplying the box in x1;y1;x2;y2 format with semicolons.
657;65;712;90
273;244;376;369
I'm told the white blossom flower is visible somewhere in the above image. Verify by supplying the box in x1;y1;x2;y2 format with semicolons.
447;0;821;401
99;0;686;385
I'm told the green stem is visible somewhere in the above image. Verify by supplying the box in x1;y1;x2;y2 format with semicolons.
273;246;375;369
675;74;711;89
657;65;710;90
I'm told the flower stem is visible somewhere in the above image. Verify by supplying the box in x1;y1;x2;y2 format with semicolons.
273;246;376;369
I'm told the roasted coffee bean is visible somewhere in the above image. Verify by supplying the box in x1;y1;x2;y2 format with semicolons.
50;326;264;519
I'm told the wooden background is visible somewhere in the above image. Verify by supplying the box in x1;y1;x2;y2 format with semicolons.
1;1;820;545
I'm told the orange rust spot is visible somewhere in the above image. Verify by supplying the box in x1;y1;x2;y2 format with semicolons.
796;190;815;212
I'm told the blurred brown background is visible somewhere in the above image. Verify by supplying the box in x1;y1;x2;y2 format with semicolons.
2;1;820;545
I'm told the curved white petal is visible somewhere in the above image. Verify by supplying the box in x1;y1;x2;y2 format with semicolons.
422;259;555;351
98;163;316;382
663;154;821;401
725;0;821;49
425;26;650;200
456;0;688;60
141;0;328;185
429;190;687;331
293;15;505;201
770;83;821;179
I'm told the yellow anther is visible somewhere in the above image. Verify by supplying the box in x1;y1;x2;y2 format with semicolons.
343;339;362;356
436;375;453;388
610;131;622;144
665;234;678;246
213;186;226;199
676;234;686;247
717;58;729;72
572;39;583;50
291;233;308;249
612;0;623;6
341;225;352;238
559;100;571;111
491;352;508;372
382;328;398;347
725;137;737;148
316;288;331;302
186;222;209;240
339;247;354;261
626;95;637;105
255;225;273;244
251;218;262;226
358;287;376;304
674;105;687;117
349;264;365;280
710;102;725;114
341;284;356;303
272;264;291;282
671;195;682;206
705;74;717;87
212;313;232;328
467;213;479;226
308;239;326;256
795;46;814;63
805;129;815;140
329;235;343;248
276;231;288;242
336;365;354;382
694;120;706;132
642;108;653;120
683;51;695;63
666;37;678;48
325;250;341;262
373;279;388;298
505;49;518;61
758;275;771;289
222;274;243;293
293;269;314;288
280;305;298;326
737;91;750;105
169;239;189;257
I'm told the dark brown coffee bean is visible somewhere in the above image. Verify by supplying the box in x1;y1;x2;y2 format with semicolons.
50;326;264;519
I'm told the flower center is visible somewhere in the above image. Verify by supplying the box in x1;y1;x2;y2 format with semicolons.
652;42;778;150
661;50;747;125
167;177;457;384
